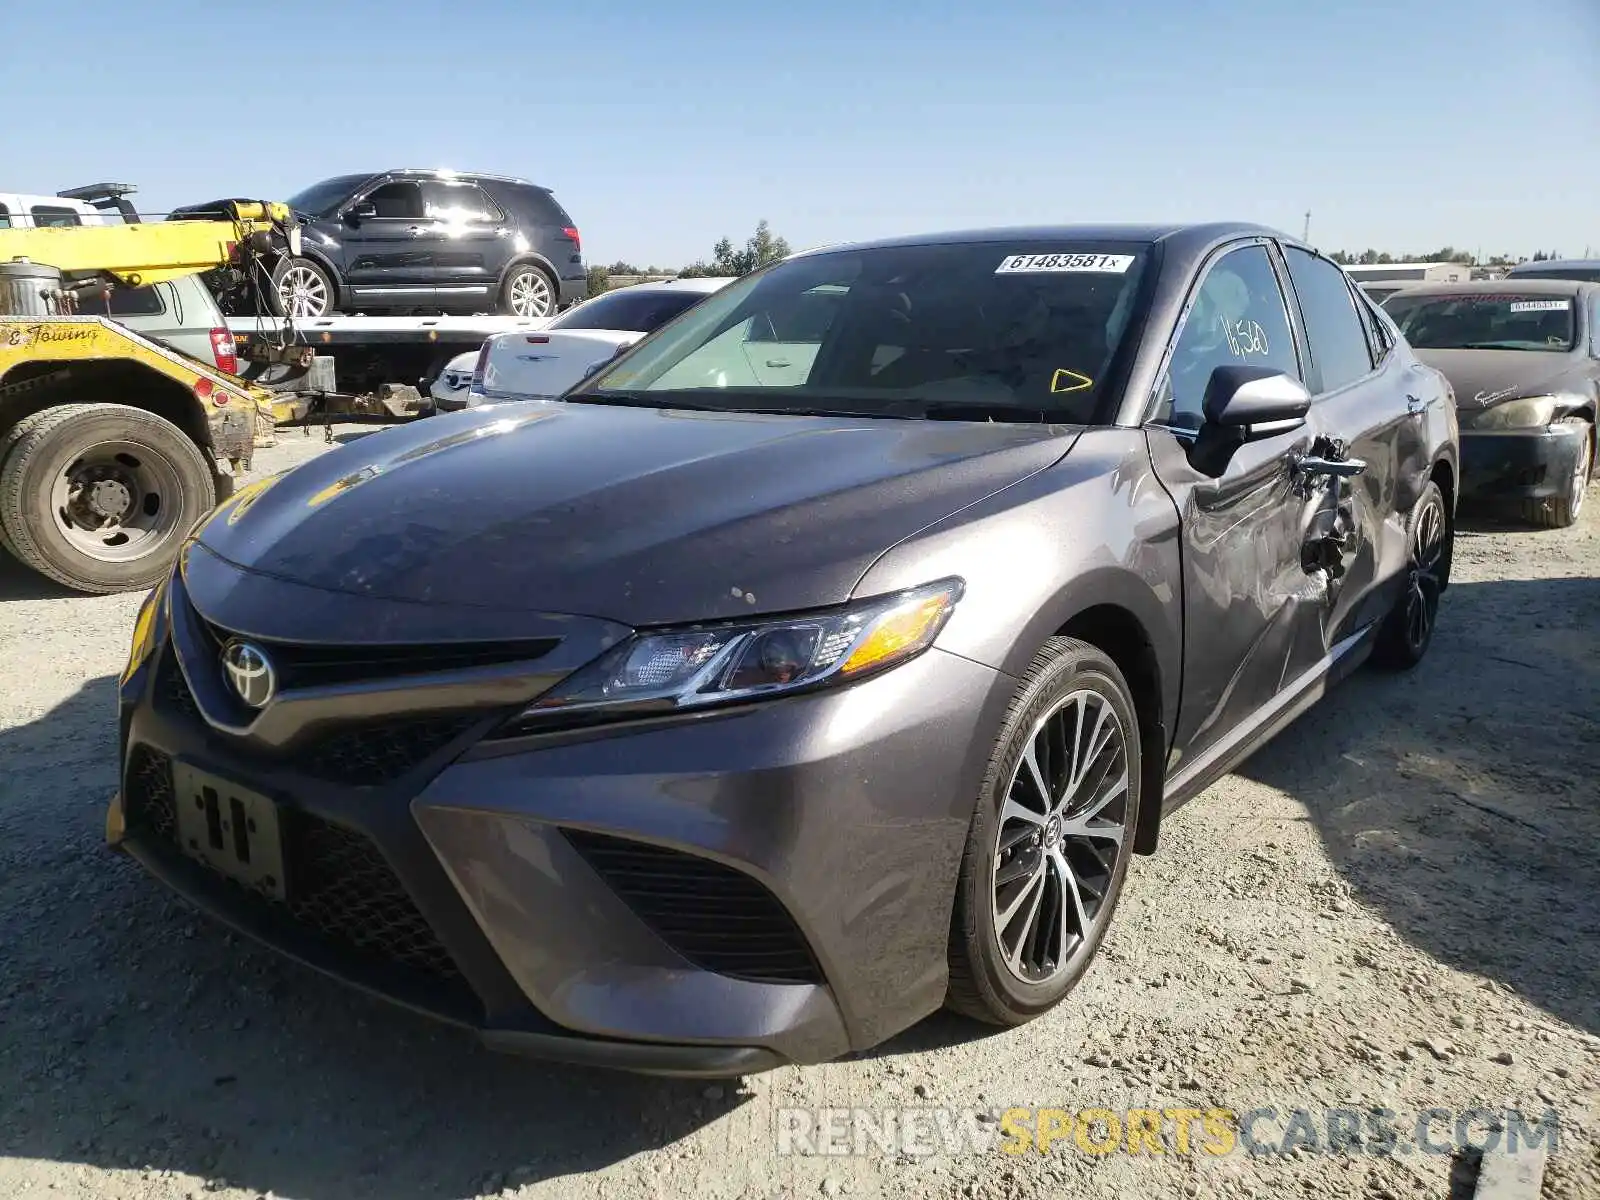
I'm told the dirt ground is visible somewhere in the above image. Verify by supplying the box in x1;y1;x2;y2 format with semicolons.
0;422;1595;1200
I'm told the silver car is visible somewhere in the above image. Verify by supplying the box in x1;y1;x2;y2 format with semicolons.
73;274;238;374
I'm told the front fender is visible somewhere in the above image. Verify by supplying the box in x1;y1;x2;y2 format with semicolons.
852;428;1184;735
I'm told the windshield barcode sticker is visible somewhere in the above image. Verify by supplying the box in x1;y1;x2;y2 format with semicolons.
1508;300;1570;312
996;253;1134;275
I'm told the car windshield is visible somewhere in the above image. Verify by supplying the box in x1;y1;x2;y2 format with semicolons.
575;242;1152;423
549;288;713;333
285;174;373;217
1384;292;1577;351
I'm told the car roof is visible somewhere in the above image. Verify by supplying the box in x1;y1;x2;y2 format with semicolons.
386;168;545;189
1509;258;1600;272
791;222;1287;257
1387;278;1597;298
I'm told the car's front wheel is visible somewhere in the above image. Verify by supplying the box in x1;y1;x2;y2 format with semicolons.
1519;416;1593;530
270;256;337;318
946;637;1141;1026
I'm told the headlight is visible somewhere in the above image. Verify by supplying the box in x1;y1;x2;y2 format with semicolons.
507;578;964;729
120;579;167;685
1472;396;1559;430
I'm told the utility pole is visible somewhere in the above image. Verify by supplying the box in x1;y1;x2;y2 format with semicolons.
1303;212;1311;243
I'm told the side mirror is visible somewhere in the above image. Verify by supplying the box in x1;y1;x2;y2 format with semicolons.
1203;365;1311;440
345;201;377;223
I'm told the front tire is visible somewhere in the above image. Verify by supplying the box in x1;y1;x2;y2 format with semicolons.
499;263;557;318
946;637;1141;1026
1517;417;1593;530
0;403;216;594
270;256;337;318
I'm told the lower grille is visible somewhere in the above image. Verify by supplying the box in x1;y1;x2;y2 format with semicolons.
156;649;200;721
152;649;479;786
563;830;823;986
301;713;481;788
124;747;466;989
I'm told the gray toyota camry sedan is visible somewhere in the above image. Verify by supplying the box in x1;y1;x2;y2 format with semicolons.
111;223;1459;1075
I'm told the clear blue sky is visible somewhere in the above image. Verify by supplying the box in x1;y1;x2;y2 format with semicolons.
7;0;1597;266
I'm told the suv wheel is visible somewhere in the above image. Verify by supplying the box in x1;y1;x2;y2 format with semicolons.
270;257;336;318
501;264;556;318
946;637;1141;1026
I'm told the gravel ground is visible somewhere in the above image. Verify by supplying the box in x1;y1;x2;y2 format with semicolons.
1;422;1596;1200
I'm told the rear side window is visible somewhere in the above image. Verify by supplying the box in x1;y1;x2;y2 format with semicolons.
421;180;502;223
510;186;573;226
31;205;83;227
75;284;167;317
1284;248;1375;393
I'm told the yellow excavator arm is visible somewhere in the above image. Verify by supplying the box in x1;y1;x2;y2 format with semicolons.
0;200;298;287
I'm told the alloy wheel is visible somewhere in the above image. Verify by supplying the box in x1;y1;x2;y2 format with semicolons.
509;270;554;317
277;264;331;318
991;689;1130;985
1404;492;1447;654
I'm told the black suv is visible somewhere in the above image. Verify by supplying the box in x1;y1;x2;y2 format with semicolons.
178;170;586;318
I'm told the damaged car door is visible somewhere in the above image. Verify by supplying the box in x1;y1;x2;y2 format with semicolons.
1143;240;1355;786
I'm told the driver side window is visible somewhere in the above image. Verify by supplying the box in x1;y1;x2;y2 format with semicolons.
1159;244;1300;429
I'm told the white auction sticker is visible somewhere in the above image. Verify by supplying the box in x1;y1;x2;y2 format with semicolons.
996;252;1134;275
1508;300;1570;312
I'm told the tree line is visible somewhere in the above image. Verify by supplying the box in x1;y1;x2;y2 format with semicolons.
1326;247;1569;268
587;220;791;296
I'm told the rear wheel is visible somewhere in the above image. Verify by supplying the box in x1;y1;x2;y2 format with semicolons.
499;263;557;318
1371;479;1451;670
946;638;1141;1025
0;403;216;593
1517;416;1593;529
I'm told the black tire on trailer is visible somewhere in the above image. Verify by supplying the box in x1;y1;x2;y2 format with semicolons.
0;403;217;594
1516;416;1594;530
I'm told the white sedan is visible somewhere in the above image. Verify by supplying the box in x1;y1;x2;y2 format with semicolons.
429;276;734;411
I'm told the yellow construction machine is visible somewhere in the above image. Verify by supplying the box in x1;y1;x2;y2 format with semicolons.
0;201;297;594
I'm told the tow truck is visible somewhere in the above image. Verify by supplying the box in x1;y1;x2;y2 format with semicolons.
0;201;297;594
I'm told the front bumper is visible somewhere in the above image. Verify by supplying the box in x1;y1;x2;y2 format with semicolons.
113;566;1013;1073
1458;424;1584;501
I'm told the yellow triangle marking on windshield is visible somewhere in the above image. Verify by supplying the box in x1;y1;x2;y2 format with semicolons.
1050;369;1094;394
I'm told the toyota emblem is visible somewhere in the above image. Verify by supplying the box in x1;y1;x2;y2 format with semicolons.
221;639;277;709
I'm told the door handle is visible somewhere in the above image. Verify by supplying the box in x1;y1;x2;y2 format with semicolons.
1297;455;1368;479
406;226;426;236
765;358;791;368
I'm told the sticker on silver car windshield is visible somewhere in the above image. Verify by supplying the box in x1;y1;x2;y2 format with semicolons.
996;253;1134;275
1508;300;1570;312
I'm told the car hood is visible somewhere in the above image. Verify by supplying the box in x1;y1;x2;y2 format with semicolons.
197;402;1075;627
1412;348;1591;410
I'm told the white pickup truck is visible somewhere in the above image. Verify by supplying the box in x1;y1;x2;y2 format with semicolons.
433;276;734;410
